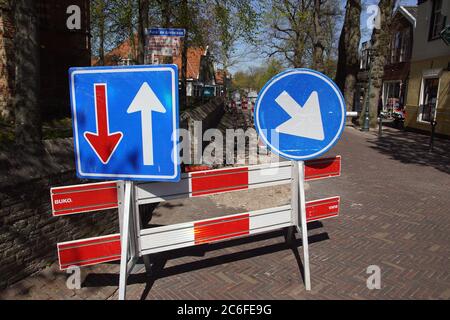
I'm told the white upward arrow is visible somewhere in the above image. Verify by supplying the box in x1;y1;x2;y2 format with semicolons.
275;90;325;141
127;82;166;166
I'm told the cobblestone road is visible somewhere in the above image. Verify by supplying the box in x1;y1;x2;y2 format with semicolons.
1;125;449;300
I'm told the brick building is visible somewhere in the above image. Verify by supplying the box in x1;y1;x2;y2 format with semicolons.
381;6;417;116
0;0;90;122
405;0;450;137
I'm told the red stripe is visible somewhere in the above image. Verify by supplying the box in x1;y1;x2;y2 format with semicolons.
191;167;249;196
52;182;117;194
58;234;121;269
194;214;249;244
306;197;340;222
51;182;118;216
305;156;341;181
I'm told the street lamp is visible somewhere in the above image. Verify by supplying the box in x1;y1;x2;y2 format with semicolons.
362;49;374;132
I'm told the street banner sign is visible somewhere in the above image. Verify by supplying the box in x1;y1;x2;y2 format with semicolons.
145;28;186;59
147;28;186;37
69;65;180;181
51;181;118;216
254;68;346;160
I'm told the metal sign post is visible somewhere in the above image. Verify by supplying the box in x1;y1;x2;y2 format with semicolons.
118;181;138;300
294;161;311;290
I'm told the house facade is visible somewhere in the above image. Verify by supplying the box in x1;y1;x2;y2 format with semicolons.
405;0;450;136
173;47;216;99
98;41;225;102
381;6;417;116
0;0;91;121
355;6;417;117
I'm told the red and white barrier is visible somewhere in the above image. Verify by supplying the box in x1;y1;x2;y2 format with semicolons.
50;156;343;299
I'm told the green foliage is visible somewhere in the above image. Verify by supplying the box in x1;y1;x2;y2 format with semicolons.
232;59;283;92
208;0;260;71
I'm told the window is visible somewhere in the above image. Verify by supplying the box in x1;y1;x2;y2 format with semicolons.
390;29;411;64
419;78;439;122
193;85;201;97
429;0;447;40
382;82;402;115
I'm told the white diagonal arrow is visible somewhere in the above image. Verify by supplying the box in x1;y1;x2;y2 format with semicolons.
275;90;325;141
127;82;166;166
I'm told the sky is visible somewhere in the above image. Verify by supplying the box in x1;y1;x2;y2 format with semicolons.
229;0;418;74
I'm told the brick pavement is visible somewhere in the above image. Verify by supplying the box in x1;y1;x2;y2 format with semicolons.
1;125;449;300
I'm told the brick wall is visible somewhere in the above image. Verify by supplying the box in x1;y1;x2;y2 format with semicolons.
0;139;119;289
0;98;224;289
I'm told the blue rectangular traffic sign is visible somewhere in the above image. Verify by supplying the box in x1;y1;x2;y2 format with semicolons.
69;65;180;181
146;28;186;37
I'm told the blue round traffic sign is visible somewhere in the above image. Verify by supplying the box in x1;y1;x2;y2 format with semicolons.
254;68;346;161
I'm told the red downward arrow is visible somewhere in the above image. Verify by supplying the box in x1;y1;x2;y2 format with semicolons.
84;84;123;164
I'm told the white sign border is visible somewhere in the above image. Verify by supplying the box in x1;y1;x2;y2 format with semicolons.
70;66;179;180
255;68;346;161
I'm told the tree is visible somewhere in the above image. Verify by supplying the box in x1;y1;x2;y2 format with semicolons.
210;0;258;73
264;0;313;68
91;0;110;65
13;0;41;144
263;0;340;74
362;0;397;127
138;0;149;64
232;59;283;92
335;0;361;114
312;0;324;72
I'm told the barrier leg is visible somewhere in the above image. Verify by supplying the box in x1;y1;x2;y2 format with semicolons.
288;161;300;245
143;255;152;276
118;181;133;300
285;226;296;245
293;161;311;291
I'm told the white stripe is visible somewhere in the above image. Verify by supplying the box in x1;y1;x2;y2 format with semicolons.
139;221;195;255
249;205;291;232
139;206;294;255
136;162;293;205
248;162;292;188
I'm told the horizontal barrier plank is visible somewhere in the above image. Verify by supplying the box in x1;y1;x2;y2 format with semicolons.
60;195;340;268
139;206;292;255
57;234;121;270
136;157;340;205
50;157;341;214
50;181;118;216
139;196;340;255
136;162;292;204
